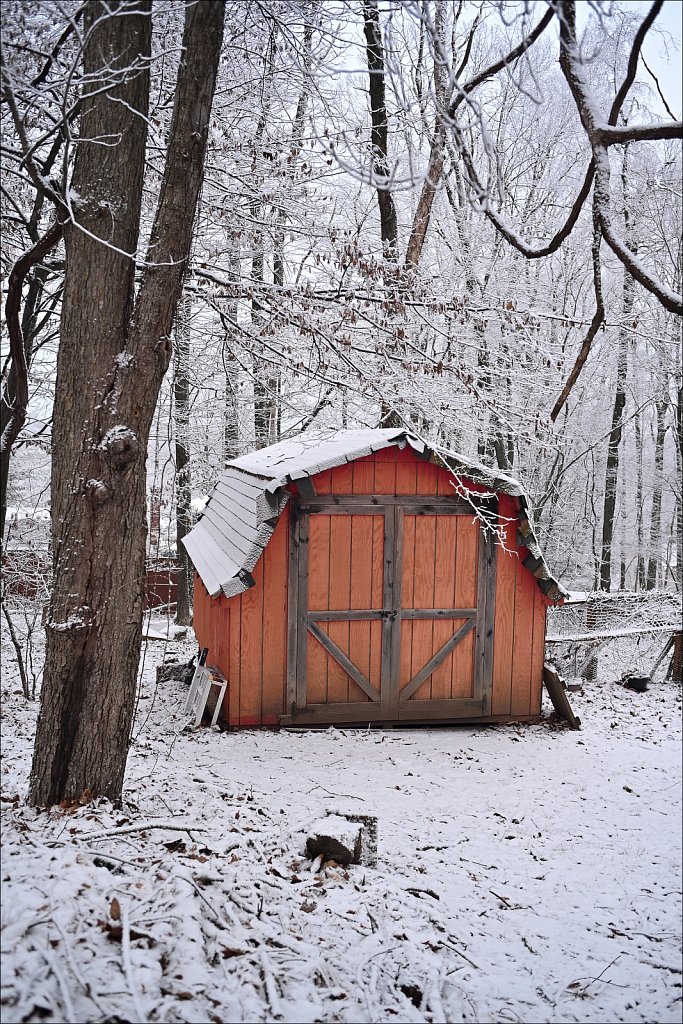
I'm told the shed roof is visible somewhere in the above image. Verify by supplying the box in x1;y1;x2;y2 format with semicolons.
183;428;565;602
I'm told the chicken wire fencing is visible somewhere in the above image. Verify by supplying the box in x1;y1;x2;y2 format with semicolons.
546;590;681;683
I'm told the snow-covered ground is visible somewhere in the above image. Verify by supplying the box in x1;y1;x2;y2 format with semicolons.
1;621;681;1024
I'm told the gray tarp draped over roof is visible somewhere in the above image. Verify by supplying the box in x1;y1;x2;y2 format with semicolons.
182;428;566;602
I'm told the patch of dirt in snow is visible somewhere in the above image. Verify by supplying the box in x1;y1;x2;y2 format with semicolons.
1;625;681;1023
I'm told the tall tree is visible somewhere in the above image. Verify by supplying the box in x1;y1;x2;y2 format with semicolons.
29;0;224;807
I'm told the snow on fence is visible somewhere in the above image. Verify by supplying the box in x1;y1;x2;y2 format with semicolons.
546;589;681;682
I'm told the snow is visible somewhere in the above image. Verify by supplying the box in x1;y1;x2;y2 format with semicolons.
142;618;189;642
1;624;681;1024
5;507;51;523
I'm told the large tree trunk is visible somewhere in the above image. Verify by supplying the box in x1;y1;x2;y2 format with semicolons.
30;0;224;807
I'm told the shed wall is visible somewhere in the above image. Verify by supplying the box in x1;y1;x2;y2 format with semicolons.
193;448;548;726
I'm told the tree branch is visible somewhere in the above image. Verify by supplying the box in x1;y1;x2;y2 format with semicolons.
556;0;683;315
449;8;555;115
1;221;63;457
551;210;605;421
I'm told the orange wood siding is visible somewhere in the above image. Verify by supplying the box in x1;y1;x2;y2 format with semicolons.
192;448;548;726
192;506;290;727
492;494;548;718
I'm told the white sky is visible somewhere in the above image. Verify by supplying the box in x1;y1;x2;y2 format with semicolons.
638;0;682;117
581;0;683;118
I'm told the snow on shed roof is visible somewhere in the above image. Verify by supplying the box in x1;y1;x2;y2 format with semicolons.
183;428;565;601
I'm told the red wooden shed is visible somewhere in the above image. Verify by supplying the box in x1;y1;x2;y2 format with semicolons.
183;429;565;728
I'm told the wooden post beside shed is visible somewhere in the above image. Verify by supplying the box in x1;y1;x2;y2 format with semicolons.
184;429;564;728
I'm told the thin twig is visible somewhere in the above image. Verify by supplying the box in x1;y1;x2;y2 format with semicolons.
79;820;206;842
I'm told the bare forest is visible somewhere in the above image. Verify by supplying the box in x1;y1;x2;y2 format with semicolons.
1;2;681;1022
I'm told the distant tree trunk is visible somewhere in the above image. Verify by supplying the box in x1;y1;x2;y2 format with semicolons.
30;0;224;807
362;0;398;261
1;229;62;552
174;294;193;625
1;130;67;552
634;403;647;589
677;384;683;594
404;0;447;273
363;0;402;429
250;200;272;449
646;400;667;590
599;145;634;591
249;28;278;449
599;328;628;590
222;241;240;462
619;448;628;590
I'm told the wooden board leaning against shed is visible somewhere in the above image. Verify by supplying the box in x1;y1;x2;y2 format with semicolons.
187;431;564;729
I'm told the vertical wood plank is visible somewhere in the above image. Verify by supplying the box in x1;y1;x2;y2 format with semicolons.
369;514;384;689
295;511;310;710
411;515;437;699
238;555;264;725
373;457;396;495
452;516;478;697
436;464;456;497
387;505;403;715
431;516;456;700
261;509;288;724
416;459;440;495
330;462;354;494
192;575;206;649
229;594;241;726
218;601;231;720
327;513;352;701
491;514;516;716
349;515;373;702
286;504;299;714
394;447;418;494
398;513;415;696
481;522;498;712
510;558;535;717
306;514;330;704
529;587;547;716
381;505;397;713
352;454;375;494
312;469;332;494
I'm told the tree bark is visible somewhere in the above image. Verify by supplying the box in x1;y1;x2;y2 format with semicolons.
599;309;630;590
30;0;224;807
223;242;241;462
362;0;398;261
646;400;667;590
404;1;447;272
363;0;402;428
174;294;193;626
634;402;647;589
599;143;634;591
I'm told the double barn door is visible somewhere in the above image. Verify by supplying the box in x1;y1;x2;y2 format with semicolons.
285;496;497;724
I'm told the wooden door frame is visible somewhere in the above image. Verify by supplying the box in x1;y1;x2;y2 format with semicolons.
283;496;497;724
